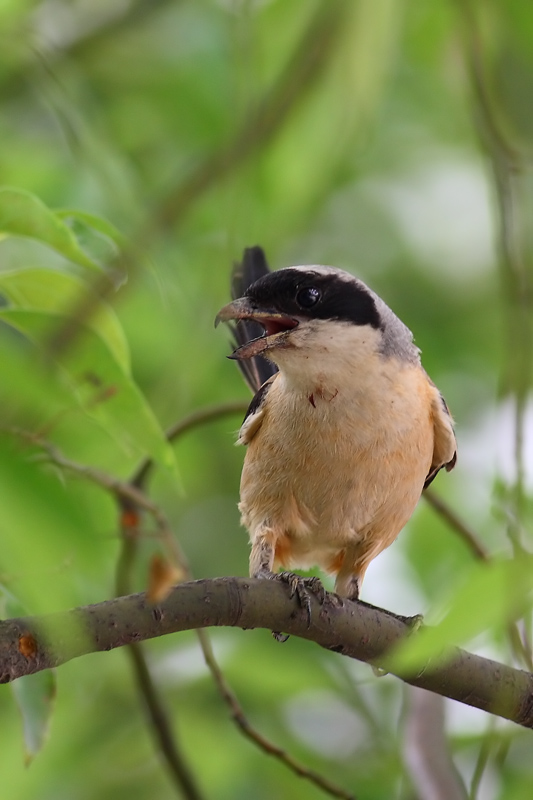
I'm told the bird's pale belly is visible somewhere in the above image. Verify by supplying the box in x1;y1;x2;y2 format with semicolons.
239;386;433;580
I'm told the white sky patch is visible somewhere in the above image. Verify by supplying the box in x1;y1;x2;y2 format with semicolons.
459;396;533;492
367;155;496;277
446;692;515;741
455;749;501;800
362;534;427;616
283;689;368;759
152;630;238;686
34;0;131;49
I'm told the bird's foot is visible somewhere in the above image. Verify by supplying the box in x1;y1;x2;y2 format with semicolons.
276;571;326;625
256;570;326;641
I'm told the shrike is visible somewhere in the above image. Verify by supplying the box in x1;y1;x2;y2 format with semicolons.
216;247;456;610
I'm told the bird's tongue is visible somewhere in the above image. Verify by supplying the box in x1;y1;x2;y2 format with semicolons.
263;318;297;336
230;315;298;361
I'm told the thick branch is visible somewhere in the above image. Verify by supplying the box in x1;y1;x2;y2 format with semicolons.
3;577;533;730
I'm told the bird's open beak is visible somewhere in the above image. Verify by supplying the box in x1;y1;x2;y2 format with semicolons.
215;297;298;360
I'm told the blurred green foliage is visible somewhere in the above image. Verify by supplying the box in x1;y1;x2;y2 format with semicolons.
0;1;532;799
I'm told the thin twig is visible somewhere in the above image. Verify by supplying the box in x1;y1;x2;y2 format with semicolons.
5;426;203;800
198;629;355;800
424;488;533;670
47;1;347;358
468;719;495;800
127;642;204;800
9;422;355;798
9;427;189;569
456;0;533;672
114;515;201;800
459;0;532;534
424;489;489;561
131;400;249;488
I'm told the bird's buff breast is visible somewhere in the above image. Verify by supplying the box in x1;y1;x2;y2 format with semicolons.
238;366;434;572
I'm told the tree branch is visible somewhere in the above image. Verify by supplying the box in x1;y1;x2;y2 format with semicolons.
126;406;355;799
3;577;533;730
8;424;356;798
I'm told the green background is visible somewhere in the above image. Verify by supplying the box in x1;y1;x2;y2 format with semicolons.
0;1;532;798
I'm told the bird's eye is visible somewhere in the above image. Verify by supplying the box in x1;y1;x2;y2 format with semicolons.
296;286;321;309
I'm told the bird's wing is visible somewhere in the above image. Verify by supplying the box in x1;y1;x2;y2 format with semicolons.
238;373;277;445
230;246;279;394
424;390;457;489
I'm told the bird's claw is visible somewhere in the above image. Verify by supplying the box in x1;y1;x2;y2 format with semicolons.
276;571;326;626
264;571;326;641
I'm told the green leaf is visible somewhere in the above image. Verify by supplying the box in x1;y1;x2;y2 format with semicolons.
11;670;56;765
54;209;127;249
0;333;74;424
385;556;533;674
0;585;56;764
0;188;102;271
0;584;28;619
0;309;177;475
0;439;99;611
0;268;130;374
53;210;125;266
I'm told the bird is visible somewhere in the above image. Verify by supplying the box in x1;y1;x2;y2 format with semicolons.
216;246;456;613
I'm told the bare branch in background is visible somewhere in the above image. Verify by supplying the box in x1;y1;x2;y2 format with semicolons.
122;402;355;800
458;0;533;551
198;629;355;800
403;687;468;800
46;0;348;356
150;0;347;232
131;400;249;489
456;0;533;673
127;642;205;800
424;489;489;562
7;421;356;799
